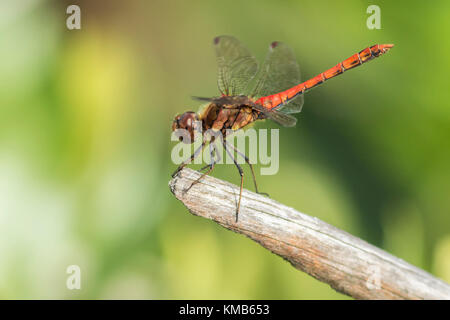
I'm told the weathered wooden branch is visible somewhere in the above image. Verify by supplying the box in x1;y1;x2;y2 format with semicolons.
169;168;450;300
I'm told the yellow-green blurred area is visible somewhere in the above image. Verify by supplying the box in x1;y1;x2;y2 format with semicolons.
0;0;449;299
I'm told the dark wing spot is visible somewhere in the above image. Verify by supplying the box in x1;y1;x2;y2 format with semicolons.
214;37;220;45
271;41;279;49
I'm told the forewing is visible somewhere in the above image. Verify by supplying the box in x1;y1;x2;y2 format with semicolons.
252;41;304;114
214;36;258;96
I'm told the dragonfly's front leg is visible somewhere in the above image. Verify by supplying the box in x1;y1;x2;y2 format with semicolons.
171;141;206;178
185;142;217;192
198;140;218;172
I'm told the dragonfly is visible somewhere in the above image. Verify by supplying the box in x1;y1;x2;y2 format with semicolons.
172;35;393;221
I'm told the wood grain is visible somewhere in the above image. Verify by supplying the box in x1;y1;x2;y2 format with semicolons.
169;168;450;300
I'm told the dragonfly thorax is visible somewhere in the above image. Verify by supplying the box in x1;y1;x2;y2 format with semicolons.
199;96;263;135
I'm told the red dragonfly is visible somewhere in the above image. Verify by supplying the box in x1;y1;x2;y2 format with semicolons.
172;36;393;221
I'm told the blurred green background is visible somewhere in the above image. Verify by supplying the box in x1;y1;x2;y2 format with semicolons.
0;0;449;299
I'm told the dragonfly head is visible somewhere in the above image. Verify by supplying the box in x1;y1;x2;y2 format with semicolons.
172;112;199;144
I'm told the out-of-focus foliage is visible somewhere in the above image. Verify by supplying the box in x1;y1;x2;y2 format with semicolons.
0;0;449;299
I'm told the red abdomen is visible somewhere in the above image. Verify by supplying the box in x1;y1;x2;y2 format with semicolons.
256;44;394;110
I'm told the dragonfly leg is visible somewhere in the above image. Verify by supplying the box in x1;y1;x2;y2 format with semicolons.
198;163;212;172
198;141;217;172
186;143;216;192
224;140;269;197
171;142;206;178
223;139;244;222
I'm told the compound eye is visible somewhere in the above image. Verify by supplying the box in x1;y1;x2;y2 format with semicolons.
175;128;193;144
186;117;193;128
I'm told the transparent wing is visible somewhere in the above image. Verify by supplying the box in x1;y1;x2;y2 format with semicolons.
214;36;259;96
252;41;304;114
252;104;297;127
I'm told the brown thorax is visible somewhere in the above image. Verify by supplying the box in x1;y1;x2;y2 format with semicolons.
198;95;263;135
